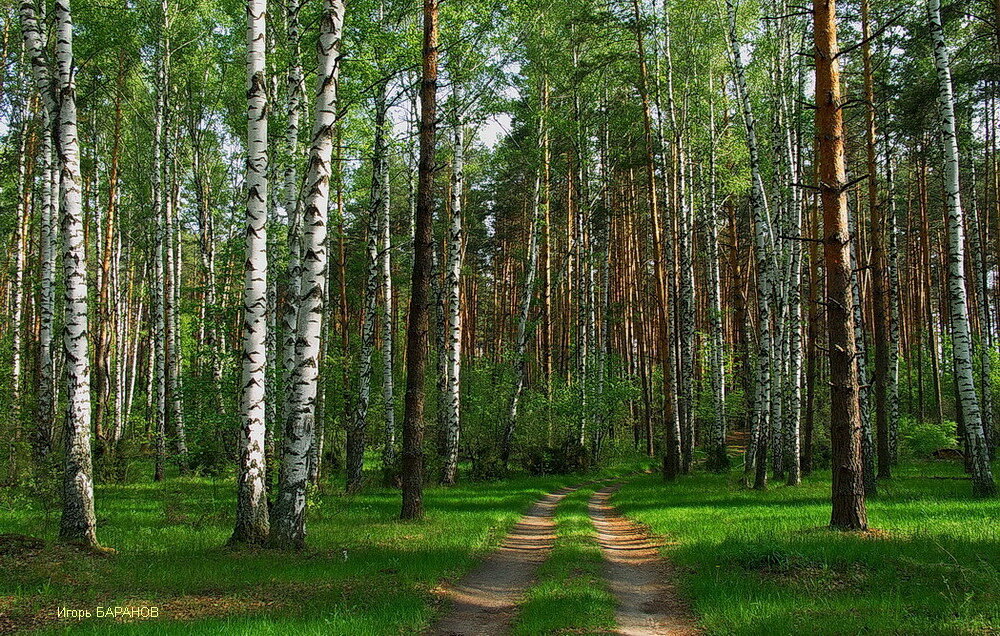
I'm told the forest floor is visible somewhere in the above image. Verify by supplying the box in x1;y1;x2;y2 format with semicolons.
0;456;997;635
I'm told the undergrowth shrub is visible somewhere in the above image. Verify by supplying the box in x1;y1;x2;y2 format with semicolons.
899;415;957;458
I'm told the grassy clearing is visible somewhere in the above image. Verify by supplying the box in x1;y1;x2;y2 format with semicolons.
614;459;1000;635
512;484;616;636
0;465;642;635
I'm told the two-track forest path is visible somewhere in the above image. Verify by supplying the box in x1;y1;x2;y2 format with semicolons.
589;483;699;636
427;485;580;636
427;479;697;636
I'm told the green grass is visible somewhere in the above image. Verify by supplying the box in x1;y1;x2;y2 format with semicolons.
512;484;616;635
0;469;618;635
614;459;1000;635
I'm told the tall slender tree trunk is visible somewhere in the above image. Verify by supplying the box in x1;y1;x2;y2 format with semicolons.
727;0;774;490
864;0;891;481
378;79;396;470
441;93;464;486
54;0;98;547
849;213;876;495
152;0;169;482
928;0;997;496
503;89;546;464
706;83;729;472
348;85;387;492
885;142;901;464
20;1;59;463
230;0;271;547
272;0;345;546
815;0;868;529
631;0;678;480
401;0;438;520
280;0;305;437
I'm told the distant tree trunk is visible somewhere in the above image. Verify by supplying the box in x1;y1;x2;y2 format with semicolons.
969;164;993;458
272;0;345;546
348;89;387;492
377;78;396;470
864;0;891;481
706;85;729;472
164;58;187;472
849;214;876;495
885;143;901;465
100;61;125;450
928;0;997;497
20;0;59;463
503;91;546;464
441;94;465;486
152;0;169;483
54;0;98;547
11;115;29;452
280;0;305;439
401;0;438;520
664;1;694;474
230;0;271;547
815;0;868;530
727;0;774;491
631;0;679;481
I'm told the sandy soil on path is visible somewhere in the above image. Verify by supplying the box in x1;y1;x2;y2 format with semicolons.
426;485;579;636
589;484;699;636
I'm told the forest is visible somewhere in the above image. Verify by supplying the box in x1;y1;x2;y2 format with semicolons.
0;0;999;633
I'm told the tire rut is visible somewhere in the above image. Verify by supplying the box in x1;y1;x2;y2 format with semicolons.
589;484;699;636
427;485;580;636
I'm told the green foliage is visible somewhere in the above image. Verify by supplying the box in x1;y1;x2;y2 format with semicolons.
899;415;959;459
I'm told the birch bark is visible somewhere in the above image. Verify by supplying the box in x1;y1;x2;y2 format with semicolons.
928;0;996;496
272;0;345;545
231;0;270;546
54;0;98;547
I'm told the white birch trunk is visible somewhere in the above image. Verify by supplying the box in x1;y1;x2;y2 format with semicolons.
376;79;396;469
849;213;875;493
504;104;545;460
280;0;305;427
21;0;60;462
11;117;29;444
272;0;344;547
706;88;729;471
231;0;270;546
441;103;464;485
54;0;97;547
928;0;996;496
886;148;901;463
727;0;774;489
348;108;382;491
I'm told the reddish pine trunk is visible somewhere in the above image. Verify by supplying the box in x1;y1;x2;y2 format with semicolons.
814;0;868;530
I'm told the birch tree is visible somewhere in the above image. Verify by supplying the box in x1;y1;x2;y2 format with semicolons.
441;88;464;486
928;0;996;497
54;0;98;547
19;0;59;463
272;0;345;546
230;0;270;547
726;0;774;490
348;90;385;492
377;78;396;470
